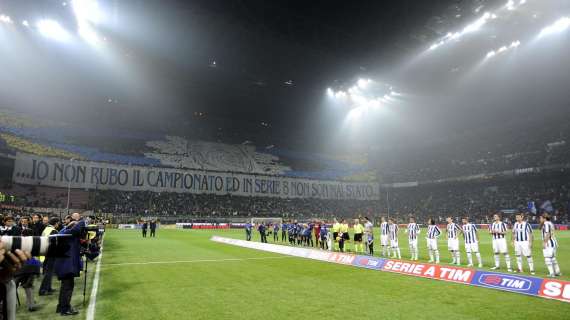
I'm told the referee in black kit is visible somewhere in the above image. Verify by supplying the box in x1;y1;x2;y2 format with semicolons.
150;220;157;237
142;220;148;238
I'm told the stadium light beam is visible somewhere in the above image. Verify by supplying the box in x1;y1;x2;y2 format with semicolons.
326;88;334;97
22;20;30;27
335;91;347;99
36;19;71;42
78;24;101;46
72;0;102;24
484;40;520;61
538;17;570;38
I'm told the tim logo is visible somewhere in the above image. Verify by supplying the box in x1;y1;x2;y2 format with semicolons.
354;257;383;269
478;274;532;292
361;258;379;267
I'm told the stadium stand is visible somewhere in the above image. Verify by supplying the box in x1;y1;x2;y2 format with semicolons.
0;109;373;180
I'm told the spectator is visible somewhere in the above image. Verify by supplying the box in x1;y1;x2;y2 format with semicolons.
39;217;61;296
54;213;85;316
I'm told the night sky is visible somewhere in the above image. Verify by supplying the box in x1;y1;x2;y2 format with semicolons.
1;0;569;153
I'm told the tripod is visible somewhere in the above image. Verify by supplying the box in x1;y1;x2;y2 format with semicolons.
83;255;89;305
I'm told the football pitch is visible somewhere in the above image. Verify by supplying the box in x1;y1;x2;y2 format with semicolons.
17;228;570;319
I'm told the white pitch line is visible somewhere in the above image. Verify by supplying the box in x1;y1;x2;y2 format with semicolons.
86;239;104;320
103;256;292;267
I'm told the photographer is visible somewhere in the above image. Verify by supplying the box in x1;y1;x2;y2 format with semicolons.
39;217;61;296
13;226;41;312
54;213;85;316
1;243;32;320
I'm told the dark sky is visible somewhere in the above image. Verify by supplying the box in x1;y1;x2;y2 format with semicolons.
1;0;569;153
103;0;454;132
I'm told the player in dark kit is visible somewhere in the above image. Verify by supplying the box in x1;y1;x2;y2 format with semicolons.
320;223;329;250
281;222;288;242
245;222;253;241
258;223;267;243
142;221;148;238
307;222;314;247
273;223;279;242
296;223;303;245
288;223;296;245
150;220;157;237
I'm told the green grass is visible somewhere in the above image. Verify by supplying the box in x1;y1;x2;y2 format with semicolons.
16;228;570;319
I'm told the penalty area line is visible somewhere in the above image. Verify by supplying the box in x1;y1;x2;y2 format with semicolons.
102;256;294;267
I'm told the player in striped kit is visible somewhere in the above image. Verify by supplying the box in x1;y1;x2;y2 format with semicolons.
406;217;420;260
380;217;390;257
426;218;441;264
388;218;401;259
364;217;374;256
540;213;561;277
461;217;482;267
489;213;512;272
446;217;461;266
512;212;535;275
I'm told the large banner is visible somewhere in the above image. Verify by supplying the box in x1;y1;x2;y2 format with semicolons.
12;154;379;200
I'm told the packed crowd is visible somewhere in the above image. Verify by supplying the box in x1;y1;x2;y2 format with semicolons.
0;210;104;317
94;190;378;219
0;184;89;210
381;176;570;223
91;174;570;224
0;173;567;226
375;116;570;183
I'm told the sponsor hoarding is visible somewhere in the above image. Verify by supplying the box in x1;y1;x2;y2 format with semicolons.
211;236;569;303
471;271;542;296
539;279;570;302
383;260;474;283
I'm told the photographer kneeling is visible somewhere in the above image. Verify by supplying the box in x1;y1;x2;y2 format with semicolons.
54;212;85;316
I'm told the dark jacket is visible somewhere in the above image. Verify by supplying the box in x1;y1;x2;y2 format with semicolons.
0;225;21;236
54;220;86;279
31;221;45;236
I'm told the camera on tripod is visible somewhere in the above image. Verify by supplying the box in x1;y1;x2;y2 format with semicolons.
79;223;104;261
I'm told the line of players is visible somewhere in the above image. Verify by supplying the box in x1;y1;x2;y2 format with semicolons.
380;212;561;277
277;218;375;254
272;212;561;277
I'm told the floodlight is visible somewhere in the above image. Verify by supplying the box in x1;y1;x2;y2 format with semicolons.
0;14;12;24
36;19;71;42
357;78;370;88
538;17;570;38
